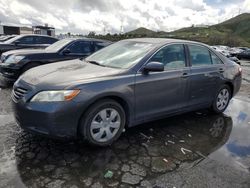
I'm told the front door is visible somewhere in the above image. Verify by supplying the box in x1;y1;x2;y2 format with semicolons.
135;44;190;122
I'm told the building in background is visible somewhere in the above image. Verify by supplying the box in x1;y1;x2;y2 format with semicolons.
0;24;55;37
33;24;55;37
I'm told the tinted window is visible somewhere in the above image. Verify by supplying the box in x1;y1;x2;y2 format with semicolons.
18;36;34;44
150;44;186;69
36;36;57;44
189;45;212;66
211;53;223;64
68;41;91;54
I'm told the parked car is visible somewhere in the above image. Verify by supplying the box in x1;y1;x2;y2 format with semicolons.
229;47;243;56
0;34;58;55
0;35;17;42
211;46;240;64
211;46;231;57
238;47;249;51
228;56;240;65
237;49;250;60
0;38;112;82
12;38;242;146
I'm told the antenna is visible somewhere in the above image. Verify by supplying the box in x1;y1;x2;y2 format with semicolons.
120;19;124;34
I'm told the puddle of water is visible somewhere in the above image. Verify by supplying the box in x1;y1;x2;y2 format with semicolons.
0;99;249;187
208;99;250;173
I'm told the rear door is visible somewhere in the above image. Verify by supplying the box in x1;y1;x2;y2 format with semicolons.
187;44;224;107
135;44;190;122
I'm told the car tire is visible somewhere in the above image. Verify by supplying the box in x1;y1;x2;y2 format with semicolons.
21;62;40;75
212;85;231;114
79;99;126;146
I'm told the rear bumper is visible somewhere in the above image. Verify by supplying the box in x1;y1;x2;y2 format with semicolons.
232;74;242;97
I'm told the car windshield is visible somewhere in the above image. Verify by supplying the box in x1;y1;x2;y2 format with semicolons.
45;39;72;52
3;35;22;44
85;41;155;69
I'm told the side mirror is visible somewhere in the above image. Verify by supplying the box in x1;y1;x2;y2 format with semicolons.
62;49;71;55
143;62;164;73
14;40;20;45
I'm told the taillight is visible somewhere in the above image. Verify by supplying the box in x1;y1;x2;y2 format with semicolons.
238;67;242;74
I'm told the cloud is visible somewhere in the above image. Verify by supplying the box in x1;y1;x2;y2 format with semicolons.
0;0;249;34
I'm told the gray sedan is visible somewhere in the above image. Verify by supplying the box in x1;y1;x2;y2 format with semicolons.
12;38;242;146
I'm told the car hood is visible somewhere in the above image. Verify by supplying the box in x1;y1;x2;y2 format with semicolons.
20;59;123;87
0;42;13;48
2;49;46;56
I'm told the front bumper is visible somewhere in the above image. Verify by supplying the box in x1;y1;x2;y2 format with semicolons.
0;64;21;81
12;81;84;139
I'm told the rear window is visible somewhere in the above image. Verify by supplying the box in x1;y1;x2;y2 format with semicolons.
94;42;111;51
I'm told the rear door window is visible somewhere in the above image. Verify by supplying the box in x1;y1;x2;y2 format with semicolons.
36;36;57;44
188;45;212;66
18;36;34;44
68;41;92;54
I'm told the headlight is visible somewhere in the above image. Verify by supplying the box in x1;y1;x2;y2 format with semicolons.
31;90;80;102
5;55;25;64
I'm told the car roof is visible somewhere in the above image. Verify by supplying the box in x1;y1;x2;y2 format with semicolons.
17;34;57;38
63;37;111;43
123;38;208;47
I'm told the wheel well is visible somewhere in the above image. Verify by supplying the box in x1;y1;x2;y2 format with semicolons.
225;82;234;97
77;96;131;137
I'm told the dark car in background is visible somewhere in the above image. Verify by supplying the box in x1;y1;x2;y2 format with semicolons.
12;38;242;146
0;35;17;42
0;38;112;82
237;49;250;60
0;34;58;55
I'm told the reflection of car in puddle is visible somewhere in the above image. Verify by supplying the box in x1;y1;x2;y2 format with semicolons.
209;117;225;138
15;112;232;187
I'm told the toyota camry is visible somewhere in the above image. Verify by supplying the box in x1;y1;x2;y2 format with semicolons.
12;38;242;146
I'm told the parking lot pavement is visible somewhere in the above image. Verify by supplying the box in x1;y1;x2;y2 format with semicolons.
0;61;250;188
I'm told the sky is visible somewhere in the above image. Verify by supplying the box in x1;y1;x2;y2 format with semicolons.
0;0;249;34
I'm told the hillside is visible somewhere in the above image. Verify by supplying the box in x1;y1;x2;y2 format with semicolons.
126;27;157;36
214;13;250;42
125;13;250;46
171;13;250;46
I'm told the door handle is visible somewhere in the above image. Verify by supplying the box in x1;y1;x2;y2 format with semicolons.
181;72;189;78
219;68;224;73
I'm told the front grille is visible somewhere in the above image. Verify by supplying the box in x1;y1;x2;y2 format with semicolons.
12;87;28;102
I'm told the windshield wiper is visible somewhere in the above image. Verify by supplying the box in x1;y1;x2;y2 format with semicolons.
86;60;106;67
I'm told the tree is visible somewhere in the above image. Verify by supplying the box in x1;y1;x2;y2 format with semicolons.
88;31;96;37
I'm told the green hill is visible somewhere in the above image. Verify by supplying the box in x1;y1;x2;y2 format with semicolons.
126;27;157;36
214;13;250;43
125;13;250;46
169;13;250;46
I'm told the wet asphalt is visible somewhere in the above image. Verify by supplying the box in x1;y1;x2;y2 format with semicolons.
0;61;250;188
